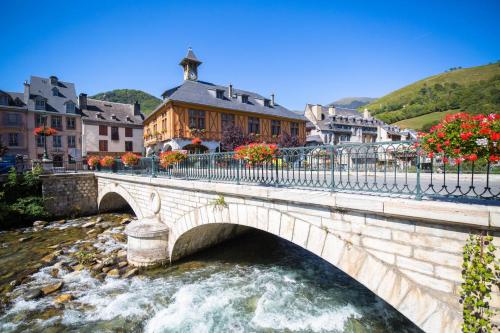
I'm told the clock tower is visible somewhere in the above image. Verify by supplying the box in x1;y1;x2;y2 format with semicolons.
179;47;202;81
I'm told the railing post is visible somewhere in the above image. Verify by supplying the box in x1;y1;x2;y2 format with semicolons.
237;159;241;185
415;145;422;200
208;154;212;182
330;145;335;192
151;156;157;178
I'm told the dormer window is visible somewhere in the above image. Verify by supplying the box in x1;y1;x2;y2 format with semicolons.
241;94;249;104
216;89;224;99
52;87;59;96
35;97;45;110
264;99;271;107
66;101;75;113
0;94;8;106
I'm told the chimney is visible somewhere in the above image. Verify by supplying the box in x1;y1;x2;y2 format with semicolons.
328;106;336;116
363;108;371;119
134;100;141;116
312;104;323;121
49;75;58;85
78;93;87;110
23;80;30;104
228;84;233;99
271;94;275;107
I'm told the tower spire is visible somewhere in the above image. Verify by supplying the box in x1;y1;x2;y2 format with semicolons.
179;47;202;81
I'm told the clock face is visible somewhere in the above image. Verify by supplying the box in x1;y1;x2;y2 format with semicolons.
189;70;197;80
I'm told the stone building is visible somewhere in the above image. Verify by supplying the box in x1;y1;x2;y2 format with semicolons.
24;76;83;166
0;91;29;158
144;48;306;153
79;94;144;157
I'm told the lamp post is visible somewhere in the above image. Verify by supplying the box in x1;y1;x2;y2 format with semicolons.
41;115;50;162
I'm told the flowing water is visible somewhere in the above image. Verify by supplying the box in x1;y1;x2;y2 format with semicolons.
0;214;422;333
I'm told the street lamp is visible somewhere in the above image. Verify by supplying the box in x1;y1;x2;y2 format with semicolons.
41;115;50;162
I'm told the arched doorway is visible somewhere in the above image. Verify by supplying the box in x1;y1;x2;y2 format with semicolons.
183;144;209;154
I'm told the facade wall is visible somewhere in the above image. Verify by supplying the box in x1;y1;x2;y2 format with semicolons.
95;173;500;333
144;102;306;149
83;122;143;157
0;107;29;157
26;111;82;163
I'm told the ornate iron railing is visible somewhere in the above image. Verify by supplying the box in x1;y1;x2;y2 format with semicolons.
98;141;500;201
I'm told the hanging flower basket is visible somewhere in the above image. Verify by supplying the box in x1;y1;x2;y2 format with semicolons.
159;151;188;168
419;113;500;164
191;137;202;145
33;127;57;136
87;156;100;169
121;152;141;166
100;155;115;168
234;143;279;165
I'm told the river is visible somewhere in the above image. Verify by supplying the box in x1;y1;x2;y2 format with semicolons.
0;214;422;332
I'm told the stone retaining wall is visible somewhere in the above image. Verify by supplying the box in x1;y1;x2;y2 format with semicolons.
41;173;98;217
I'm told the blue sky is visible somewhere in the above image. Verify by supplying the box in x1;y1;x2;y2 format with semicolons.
1;0;499;110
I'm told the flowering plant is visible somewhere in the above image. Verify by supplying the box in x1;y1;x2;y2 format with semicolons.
191;137;202;145
419;113;500;163
100;155;115;167
121;152;141;166
87;156;100;168
159;151;188;168
33;127;57;136
234;143;279;165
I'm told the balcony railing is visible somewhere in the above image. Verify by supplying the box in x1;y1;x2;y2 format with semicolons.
96;141;500;201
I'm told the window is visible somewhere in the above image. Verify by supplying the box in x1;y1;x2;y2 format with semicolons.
291;122;299;137
188;109;205;130
111;127;119;140
53;135;62;148
264;99;271;107
216;89;224;99
66;102;75;114
67;136;76;148
248;117;260;134
99;140;108;152
0;95;7;105
6;113;20;126
271;120;281;136
51;116;62;130
241;94;249;104
99;125;108;136
221;113;235;130
37;135;45;147
66;117;76;130
52;88;58;96
35;114;45;127
8;133;19;146
35;98;45;110
161;118;167;132
53;155;63;168
125;141;133;152
125;127;133;137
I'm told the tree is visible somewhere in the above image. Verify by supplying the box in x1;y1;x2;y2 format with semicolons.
278;132;301;148
220;125;247;151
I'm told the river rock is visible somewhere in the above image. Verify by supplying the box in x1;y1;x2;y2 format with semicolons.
82;221;96;228
18;236;33;242
122;268;138;279
41;281;63;295
102;257;115;267
72;264;85;272
95;273;106;282
112;234;126;243
86;229;97;235
25;289;43;300
107;269;120;278
118;261;128;268
50;268;59;278
96;217;103;223
54;294;73;303
91;263;104;272
33;220;47;227
102;267;112;273
120;218;131;225
117;250;127;258
56;219;66;225
41;253;57;263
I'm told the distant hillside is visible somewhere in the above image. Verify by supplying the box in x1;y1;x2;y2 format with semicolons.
362;62;500;130
328;97;376;109
90;89;162;115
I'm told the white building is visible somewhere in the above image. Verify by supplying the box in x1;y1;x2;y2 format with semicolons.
79;94;144;157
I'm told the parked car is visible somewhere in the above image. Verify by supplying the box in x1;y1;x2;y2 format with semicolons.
0;155;16;174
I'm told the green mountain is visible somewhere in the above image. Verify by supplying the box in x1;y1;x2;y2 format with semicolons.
328;97;376;109
90;89;162;116
361;62;500;131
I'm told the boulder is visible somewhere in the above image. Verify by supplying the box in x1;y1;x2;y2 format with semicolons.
102;267;112;274
41;281;63;295
106;269;120;278
33;220;47;227
50;268;59;278
91;263;104;272
122;268;138;279
96;217;103;223
54;294;73;304
82;221;96;228
25;289;43;300
118;261;128;268
117;250;127;258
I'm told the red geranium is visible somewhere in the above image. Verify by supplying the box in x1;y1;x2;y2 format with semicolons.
419;113;500;162
191;137;202;145
121;152;141;166
87;156;100;168
100;156;115;167
33;127;57;136
159;151;188;168
234;143;279;165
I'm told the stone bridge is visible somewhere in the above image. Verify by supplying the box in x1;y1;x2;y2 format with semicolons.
94;172;500;333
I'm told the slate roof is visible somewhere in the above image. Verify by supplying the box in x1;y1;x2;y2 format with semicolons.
156;80;305;121
28;76;78;113
81;99;144;125
306;104;386;132
0;91;26;108
180;48;201;65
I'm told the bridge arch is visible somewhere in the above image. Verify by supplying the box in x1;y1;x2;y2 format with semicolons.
169;202;460;332
98;182;144;218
